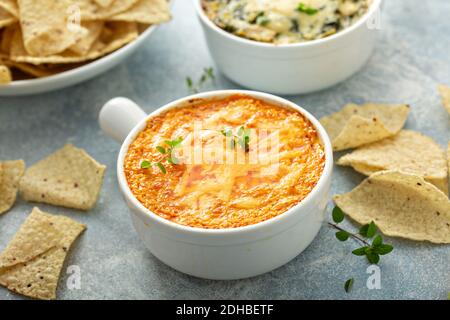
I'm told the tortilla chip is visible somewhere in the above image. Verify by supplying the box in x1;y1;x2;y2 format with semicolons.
0;7;16;28
19;144;106;210
17;0;87;56
0;160;25;214
0;208;62;268
0;24;16;54
68;21;104;56
0;0;19;18
109;0;171;24
320;103;410;151
94;0;114;7
10;22;138;65
338;130;449;194
438;84;450;115
0;64;12;84
73;0;138;20
0;207;86;300
333;171;450;243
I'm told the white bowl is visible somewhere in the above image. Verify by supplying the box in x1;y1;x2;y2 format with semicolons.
194;0;382;95
0;21;162;96
98;90;333;280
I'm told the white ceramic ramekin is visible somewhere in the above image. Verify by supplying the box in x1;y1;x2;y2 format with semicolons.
194;0;382;95
99;90;333;280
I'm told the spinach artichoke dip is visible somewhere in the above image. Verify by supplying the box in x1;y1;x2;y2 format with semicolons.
202;0;371;44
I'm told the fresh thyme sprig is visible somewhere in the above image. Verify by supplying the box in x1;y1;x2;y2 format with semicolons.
186;67;215;93
140;137;183;174
297;3;319;15
221;126;251;152
329;206;394;293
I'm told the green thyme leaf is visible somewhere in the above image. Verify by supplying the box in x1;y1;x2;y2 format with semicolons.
186;67;215;93
344;278;354;293
332;206;345;223
155;162;167;174
376;244;394;255
372;235;383;247
359;224;369;237
156;146;166;154
237;126;245;136
297;3;319;15
335;231;350;242
140;160;152;169
352;247;368;256
366;221;377;238
366;250;380;264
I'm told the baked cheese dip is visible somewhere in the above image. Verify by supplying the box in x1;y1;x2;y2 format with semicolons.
124;95;325;229
202;0;371;44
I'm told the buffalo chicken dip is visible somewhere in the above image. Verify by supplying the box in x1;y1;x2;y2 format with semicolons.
124;95;325;229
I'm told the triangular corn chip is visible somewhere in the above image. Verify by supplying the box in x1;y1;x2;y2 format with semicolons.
10;22;138;65
17;0;87;56
0;208;86;300
20;144;106;210
334;171;450;243
68;21;104;56
73;0;138;20
0;159;25;214
109;0;171;24
0;208;62;268
94;0;115;8
338;130;448;194
0;7;16;28
0;64;12;84
0;0;19;18
320;103;409;151
438;84;450;115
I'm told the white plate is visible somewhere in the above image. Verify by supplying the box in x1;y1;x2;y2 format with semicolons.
0;17;164;96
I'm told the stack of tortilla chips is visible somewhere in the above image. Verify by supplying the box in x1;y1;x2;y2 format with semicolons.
0;144;106;299
321;97;450;244
0;207;86;300
0;0;171;84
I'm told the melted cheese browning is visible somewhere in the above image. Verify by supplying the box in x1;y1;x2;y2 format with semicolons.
124;95;325;229
202;0;370;44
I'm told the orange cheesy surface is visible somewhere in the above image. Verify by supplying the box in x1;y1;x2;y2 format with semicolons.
124;95;325;229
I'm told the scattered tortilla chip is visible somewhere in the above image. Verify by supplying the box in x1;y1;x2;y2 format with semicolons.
0;64;12;84
110;0;171;24
333;171;450;243
448;142;450;181
338;130;449;194
320;103;410;151
94;0;115;7
0;0;19;18
69;21;104;56
0;208;62;268
0;160;25;214
0;7;16;28
20;144;106;210
0;207;86;300
10;22;138;65
17;0;88;56
438;84;450;115
73;0;138;20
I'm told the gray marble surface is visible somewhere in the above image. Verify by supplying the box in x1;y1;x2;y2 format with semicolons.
0;0;449;300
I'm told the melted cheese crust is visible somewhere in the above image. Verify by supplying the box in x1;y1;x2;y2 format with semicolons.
124;95;325;229
202;0;370;44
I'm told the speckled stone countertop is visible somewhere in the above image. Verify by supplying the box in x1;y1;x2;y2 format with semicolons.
0;0;449;300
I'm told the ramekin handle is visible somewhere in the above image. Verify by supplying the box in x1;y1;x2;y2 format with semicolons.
99;97;147;143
